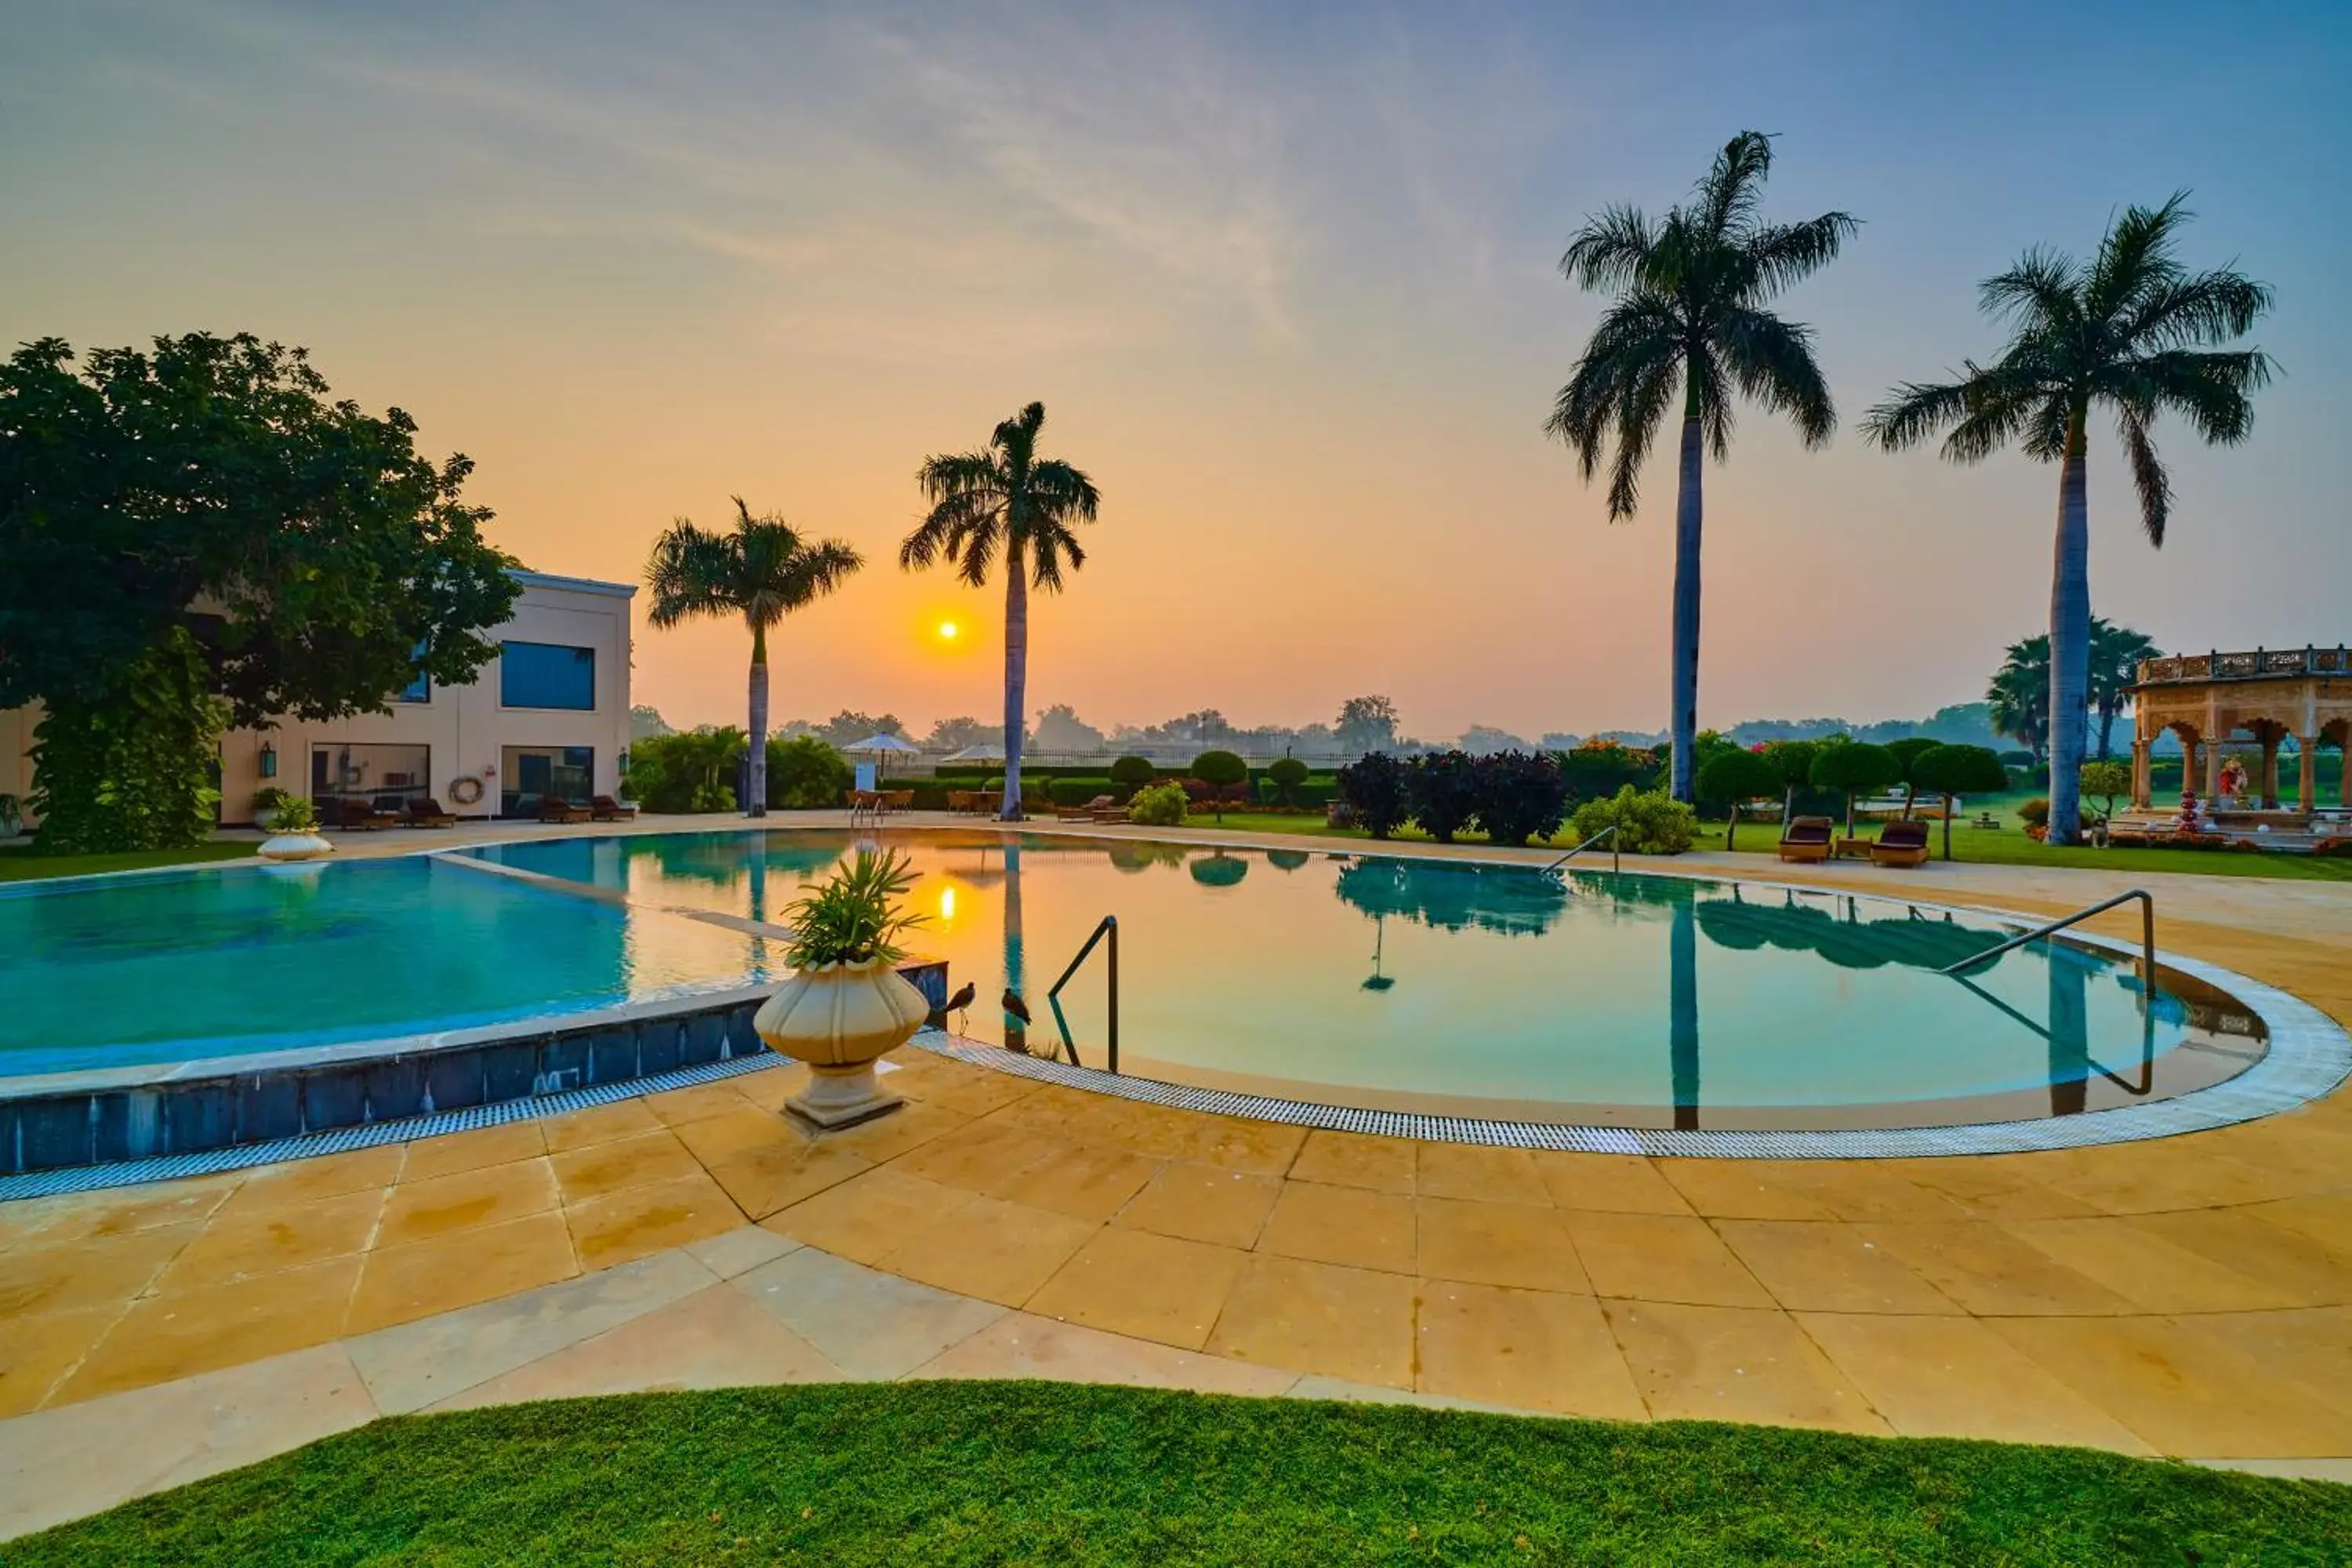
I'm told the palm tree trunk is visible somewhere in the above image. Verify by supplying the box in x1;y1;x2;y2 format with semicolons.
1668;412;1704;802
2047;414;2092;844
1000;549;1029;822
746;622;769;819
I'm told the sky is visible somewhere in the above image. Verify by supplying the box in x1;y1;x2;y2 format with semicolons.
5;1;2348;741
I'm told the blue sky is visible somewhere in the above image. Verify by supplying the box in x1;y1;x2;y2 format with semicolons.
5;1;2347;736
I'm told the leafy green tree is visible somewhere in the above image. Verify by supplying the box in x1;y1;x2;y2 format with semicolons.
1696;749;1779;850
1987;637;2052;768
767;734;854;810
1265;756;1310;807
1191;749;1249;821
646;498;862;818
1108;756;1157;789
28;627;227;852
1809;742;1900;837
1864;196;2270;844
1885;736;1942;818
1336;695;1399;754
1911;744;2011;858
902;401;1102;821
1758;738;1823;823
1548;132;1855;803
2079;759;2133;823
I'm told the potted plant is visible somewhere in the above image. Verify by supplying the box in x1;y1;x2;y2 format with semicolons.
252;785;293;830
0;793;20;840
753;848;933;1128
256;797;334;862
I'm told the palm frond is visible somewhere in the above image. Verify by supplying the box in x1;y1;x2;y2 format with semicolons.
2129;348;2270;446
1692;131;1773;243
1690;345;1734;461
1716;307;1835;448
1979;248;2084;333
1860;379;1970;452
2085;194;2190;323
2117;404;2171;547
1603;351;1682;519
643;518;739;630
1544;293;1683;475
2019;394;2073;463
1741;211;1860;298
2124;268;2274;350
1560;205;1662;292
1940;374;2044;464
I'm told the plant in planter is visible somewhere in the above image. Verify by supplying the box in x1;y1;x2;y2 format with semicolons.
252;785;293;829
753;848;934;1128
256;796;334;862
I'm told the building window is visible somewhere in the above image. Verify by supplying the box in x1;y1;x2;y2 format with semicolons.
500;641;596;710
396;641;430;703
311;743;432;818
501;746;593;817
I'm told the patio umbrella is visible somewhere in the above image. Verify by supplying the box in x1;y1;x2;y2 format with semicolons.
841;732;922;780
942;742;1007;764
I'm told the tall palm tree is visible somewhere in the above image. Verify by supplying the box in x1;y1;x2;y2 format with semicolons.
645;499;862;818
2089;618;2161;761
902;401;1101;821
1548;131;1855;801
1862;196;2270;843
1987;635;2051;768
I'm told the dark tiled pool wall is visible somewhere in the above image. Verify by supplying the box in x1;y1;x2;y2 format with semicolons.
2;959;950;1177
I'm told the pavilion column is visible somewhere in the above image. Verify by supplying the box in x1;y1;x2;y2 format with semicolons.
2204;739;2223;798
2261;733;2281;809
2131;739;2152;809
2299;737;2318;815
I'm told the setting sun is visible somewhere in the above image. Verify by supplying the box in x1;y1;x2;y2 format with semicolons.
936;620;959;641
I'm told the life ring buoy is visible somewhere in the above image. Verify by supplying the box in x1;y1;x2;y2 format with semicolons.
449;777;486;806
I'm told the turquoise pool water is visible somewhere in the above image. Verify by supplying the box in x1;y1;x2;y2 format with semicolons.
1;829;2260;1128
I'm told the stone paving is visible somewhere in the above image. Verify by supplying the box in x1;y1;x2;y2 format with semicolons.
5;818;2352;1537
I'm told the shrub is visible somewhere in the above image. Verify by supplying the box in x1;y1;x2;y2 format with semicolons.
1337;753;1411;839
27;626;228;854
1189;750;1248;819
1047;777;1118;807
1473;751;1570;847
766;735;852;810
2018;797;2050;830
1809;742;1901;836
1265;756;1309;806
1570;786;1696;855
1406;750;1481;843
627;728;748;813
1127;781;1189;826
2079;760;2132;821
1695;750;1781;849
1559;738;1657;800
1108;755;1156;789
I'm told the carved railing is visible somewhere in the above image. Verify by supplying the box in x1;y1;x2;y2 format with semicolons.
2140;647;2352;684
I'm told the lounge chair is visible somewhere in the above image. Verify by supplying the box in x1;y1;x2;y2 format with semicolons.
539;794;592;824
403;797;459;829
1870;819;1930;868
590;794;637;821
1777;815;1834;863
1054;794;1117;822
331;797;391;830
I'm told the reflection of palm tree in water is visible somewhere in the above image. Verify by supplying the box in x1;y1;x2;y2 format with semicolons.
1670;895;1700;1131
746;845;768;926
1001;841;1027;1052
2047;949;2090;1116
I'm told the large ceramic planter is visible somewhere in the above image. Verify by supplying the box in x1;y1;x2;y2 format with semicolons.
753;957;930;1129
257;830;334;862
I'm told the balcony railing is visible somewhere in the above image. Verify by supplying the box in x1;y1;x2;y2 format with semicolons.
2138;647;2351;684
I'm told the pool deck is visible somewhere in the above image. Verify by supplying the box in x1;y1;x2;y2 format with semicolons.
5;811;2352;1537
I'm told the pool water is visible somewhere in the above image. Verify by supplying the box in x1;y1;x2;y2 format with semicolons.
453;829;2260;1130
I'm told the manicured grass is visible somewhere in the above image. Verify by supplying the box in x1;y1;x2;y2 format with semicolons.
0;842;257;882
17;1382;2350;1566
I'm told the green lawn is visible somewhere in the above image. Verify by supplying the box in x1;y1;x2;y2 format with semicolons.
0;841;257;882
16;1382;2349;1566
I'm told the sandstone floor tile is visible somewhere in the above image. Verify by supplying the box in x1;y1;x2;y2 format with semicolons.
155;1188;385;1293
1113;1163;1281;1248
1025;1227;1249;1351
345;1210;579;1337
53;1254;365;1405
732;1247;1004;1380
0;1344;376;1542
724;1062;813;1115
550;1131;704;1206
763;1167;978;1266
568;1171;746;1272
541;1096;665;1153
220;1146;405;1216
0;1305;126;1418
2241;1196;2352;1258
913;1312;1294;1396
1171;1117;1308;1177
664;1104;802;1167
1715;1221;1960;1316
895;1062;1040;1118
892;1118;1065;1191
1530;1152;1693;1216
1986;1314;2352;1458
645;1081;766;1129
2168;1307;2352;1416
1657;1162;1838;1221
2000;1218;2300;1313
1257;1180;1416;1274
1416;1144;1550;1207
1561;1211;1771;1308
989;1142;1159;1222
701;1137;872;1221
346;1247;716;1413
684;1224;802;1280
376;1157;559;1249
396;1121;548;1184
1857;1221;2136;1316
883;1196;1098;1307
1416;1280;1643;1420
1204;1255;1415;1389
1289;1131;1416;1195
1781;1166;1974;1225
1795;1312;2153;1452
811;1099;971;1164
1877;1159;2104;1221
2125;1210;2352;1308
430;1280;840;1410
1606;1301;1888;1435
0;1225;198;1318
1417;1197;1588;1294
0;1178;235;1247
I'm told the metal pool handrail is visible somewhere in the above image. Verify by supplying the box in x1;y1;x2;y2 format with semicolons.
1939;889;2156;986
1047;914;1120;1073
1544;824;1620;877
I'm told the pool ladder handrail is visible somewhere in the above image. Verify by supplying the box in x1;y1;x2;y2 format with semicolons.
1047;914;1120;1073
1938;888;2156;986
1543;824;1620;877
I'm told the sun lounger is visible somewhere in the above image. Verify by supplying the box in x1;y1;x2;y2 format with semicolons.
403;798;459;828
539;795;592;824
1870;819;1931;868
331;797;391;829
1055;794;1118;822
1777;815;1834;864
590;795;637;821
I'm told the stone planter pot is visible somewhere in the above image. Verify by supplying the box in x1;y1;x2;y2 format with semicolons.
753;956;929;1129
257;830;335;862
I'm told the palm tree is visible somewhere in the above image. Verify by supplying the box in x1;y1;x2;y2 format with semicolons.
902;401;1102;821
2090;619;2160;760
1862;196;2270;843
645;499;862;818
1548;131;1855;801
1987;635;2051;768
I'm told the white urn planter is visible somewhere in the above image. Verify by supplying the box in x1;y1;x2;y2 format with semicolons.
256;829;335;862
754;957;930;1129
